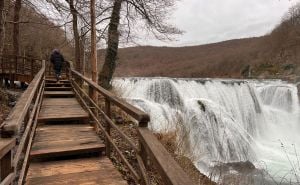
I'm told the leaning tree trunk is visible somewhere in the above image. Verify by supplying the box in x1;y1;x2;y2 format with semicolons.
98;0;122;89
0;0;5;54
68;0;81;72
90;0;97;101
13;0;21;56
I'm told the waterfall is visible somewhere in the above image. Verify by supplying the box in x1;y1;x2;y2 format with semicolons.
113;78;300;184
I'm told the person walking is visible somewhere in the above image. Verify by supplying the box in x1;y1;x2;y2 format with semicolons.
50;49;65;82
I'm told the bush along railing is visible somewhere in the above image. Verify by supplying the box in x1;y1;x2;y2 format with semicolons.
0;61;45;185
66;61;195;185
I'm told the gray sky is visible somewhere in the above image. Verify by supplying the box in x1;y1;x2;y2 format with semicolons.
143;0;299;46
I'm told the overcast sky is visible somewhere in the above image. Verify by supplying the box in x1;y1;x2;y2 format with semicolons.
143;0;299;46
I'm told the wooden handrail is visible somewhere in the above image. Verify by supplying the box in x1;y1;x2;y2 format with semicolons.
138;128;195;185
0;60;45;136
0;54;42;61
0;58;45;185
66;62;196;185
71;69;150;124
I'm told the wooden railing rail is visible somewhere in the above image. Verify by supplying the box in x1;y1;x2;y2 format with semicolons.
0;61;45;135
66;62;195;185
0;61;45;185
0;55;43;78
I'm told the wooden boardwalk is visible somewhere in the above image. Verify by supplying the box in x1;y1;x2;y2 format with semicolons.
25;79;127;185
0;60;196;185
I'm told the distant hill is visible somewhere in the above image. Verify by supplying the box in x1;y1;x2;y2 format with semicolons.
98;6;300;80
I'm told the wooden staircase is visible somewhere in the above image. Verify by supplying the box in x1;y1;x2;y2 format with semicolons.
25;78;127;185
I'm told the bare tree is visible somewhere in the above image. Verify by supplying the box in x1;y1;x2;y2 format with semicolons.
98;0;122;89
90;0;97;100
98;0;181;89
13;0;22;56
66;0;81;72
0;0;4;54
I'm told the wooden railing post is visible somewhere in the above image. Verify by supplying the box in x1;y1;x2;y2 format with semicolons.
0;139;15;184
139;120;149;169
105;97;111;157
0;151;12;181
30;59;34;78
15;56;17;75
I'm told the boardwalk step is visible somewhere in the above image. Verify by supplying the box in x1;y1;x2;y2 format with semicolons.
26;157;127;185
31;124;104;160
44;87;72;91
45;83;71;87
45;79;69;83
44;91;74;98
30;143;105;160
38;98;89;122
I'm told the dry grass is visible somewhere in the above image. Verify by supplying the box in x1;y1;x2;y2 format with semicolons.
155;131;216;185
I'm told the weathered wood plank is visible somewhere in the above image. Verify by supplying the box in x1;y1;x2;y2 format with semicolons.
44;87;72;91
43;91;74;98
26;157;127;185
42;98;79;106
45;83;71;87
30;143;105;159
37;98;89;121
0;139;15;159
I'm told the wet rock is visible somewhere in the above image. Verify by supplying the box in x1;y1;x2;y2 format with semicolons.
213;160;256;174
197;100;206;112
114;116;123;124
8;101;16;107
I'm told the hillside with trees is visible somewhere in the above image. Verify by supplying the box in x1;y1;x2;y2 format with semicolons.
107;4;300;80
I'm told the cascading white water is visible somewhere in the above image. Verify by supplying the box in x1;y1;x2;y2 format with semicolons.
113;78;300;184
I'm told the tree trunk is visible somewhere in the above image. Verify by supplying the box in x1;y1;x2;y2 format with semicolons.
68;0;81;72
0;0;4;54
98;0;122;89
79;35;85;74
90;0;97;100
13;0;21;56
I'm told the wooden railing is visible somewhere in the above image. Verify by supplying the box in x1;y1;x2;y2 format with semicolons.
0;61;45;185
66;62;195;185
0;55;43;79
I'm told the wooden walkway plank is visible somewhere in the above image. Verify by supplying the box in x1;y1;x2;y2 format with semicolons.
38;98;89;122
24;79;127;185
45;83;71;87
44;91;75;98
44;87;72;91
26;158;127;185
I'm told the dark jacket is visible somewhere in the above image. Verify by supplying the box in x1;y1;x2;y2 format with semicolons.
50;51;65;70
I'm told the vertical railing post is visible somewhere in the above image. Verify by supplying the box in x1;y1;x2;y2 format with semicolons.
0;57;2;88
22;57;25;74
0;139;15;183
0;151;12;182
15;56;17;75
105;97;111;157
30;58;34;78
138;120;149;170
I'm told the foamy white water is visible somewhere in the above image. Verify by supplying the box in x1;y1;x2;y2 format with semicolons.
113;78;300;184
